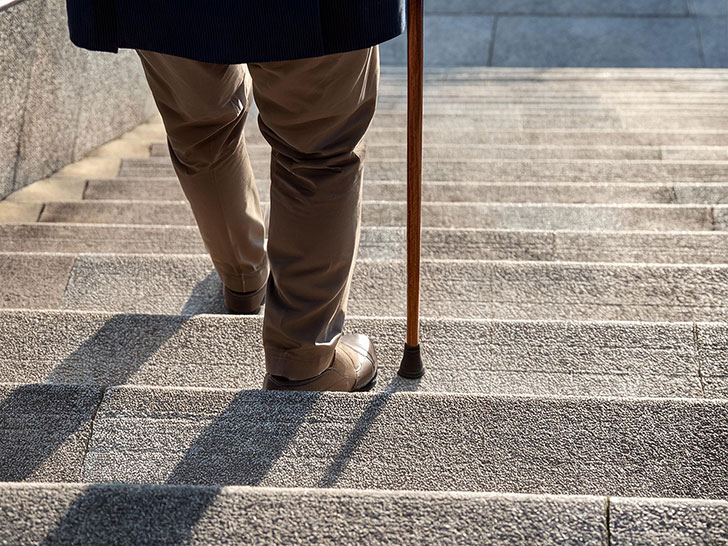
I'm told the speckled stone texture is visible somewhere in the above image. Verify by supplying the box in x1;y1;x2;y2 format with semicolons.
610;497;728;545
0;484;608;546
10;224;728;264
0;0;154;199
84;177;728;204
0;252;724;321
158;141;728;161
0;224;206;254
0;310;711;398
35;199;721;232
2;484;725;545
80;387;728;498
117;156;728;183
0;0;42;198
355;128;728;147
2;66;728;542
0;384;102;482
0;253;75;309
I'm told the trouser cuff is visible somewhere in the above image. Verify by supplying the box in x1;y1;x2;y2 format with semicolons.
217;264;269;293
265;345;337;381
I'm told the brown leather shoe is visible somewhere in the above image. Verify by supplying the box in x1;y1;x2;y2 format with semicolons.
223;283;266;314
263;334;377;392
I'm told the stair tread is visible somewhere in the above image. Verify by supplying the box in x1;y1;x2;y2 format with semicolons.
9;223;728;264
118;156;728;182
4;481;726;546
34;199;727;232
5;252;728;322
2;309;723;398
1;383;725;499
1;482;726;545
84;177;728;203
1;67;727;541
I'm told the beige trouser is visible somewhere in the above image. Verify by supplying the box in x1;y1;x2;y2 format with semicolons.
136;47;379;380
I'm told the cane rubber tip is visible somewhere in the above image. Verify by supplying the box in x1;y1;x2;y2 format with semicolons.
398;344;425;379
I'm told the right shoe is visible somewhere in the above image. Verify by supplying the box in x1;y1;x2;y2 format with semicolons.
262;334;377;392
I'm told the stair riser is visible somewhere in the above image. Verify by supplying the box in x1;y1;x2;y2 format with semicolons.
86;177;728;204
2;384;724;499
7;225;728;265
373;102;728;111
37;200;720;232
2;483;724;546
148;143;728;161
117;157;728;183
0;484;611;546
367;115;728;131
2;310;722;398
5;254;728;322
140;125;728;147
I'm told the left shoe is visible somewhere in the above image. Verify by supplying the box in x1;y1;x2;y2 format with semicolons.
223;283;266;314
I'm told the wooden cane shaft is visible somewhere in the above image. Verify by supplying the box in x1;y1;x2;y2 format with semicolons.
406;0;424;347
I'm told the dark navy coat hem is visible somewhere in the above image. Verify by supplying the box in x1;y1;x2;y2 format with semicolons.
66;0;405;64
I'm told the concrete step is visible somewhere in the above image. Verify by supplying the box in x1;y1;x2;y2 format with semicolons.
357;129;728;147
117;157;728;183
377;88;728;99
376;81;728;93
2;483;726;546
85;177;728;204
142;124;728;147
371;110;728;126
375;82;728;94
367;114;728;131
5;253;728;322
375;83;728;94
1;310;722;398
372;101;728;111
0;483;607;546
148;143;728;161
1;383;725;499
36;199;722;232
7;224;728;264
378;66;728;82
373;98;728;108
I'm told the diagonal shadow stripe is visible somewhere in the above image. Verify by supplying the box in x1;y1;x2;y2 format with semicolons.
0;271;231;482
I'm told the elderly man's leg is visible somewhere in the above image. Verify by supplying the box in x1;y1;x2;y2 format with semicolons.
136;50;268;310
248;47;379;387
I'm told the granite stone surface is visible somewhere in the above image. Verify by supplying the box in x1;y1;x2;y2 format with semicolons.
0;253;75;309
0;384;101;482
610;497;728;545
20;253;727;321
0;310;706;398
0;0;42;198
82;387;728;498
33;199;719;231
0;0;154;199
12;0;86;188
0;484;608;546
116;156;728;183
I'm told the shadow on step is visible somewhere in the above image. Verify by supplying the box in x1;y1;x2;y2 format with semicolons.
41;378;420;544
0;279;216;481
0;318;189;484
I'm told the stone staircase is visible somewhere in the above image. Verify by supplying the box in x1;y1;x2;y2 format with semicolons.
1;67;727;544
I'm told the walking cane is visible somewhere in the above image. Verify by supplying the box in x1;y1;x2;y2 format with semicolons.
398;0;426;379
